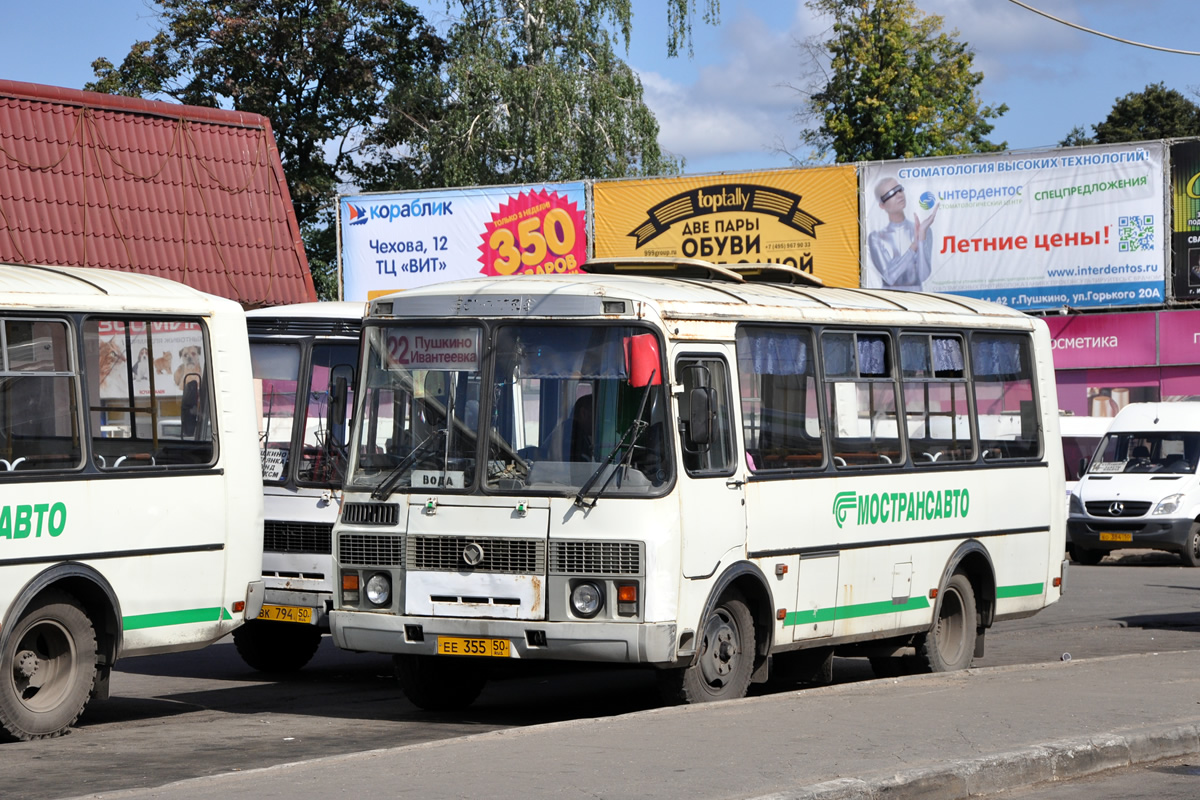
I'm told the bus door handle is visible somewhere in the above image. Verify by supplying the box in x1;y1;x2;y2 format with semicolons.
726;477;745;489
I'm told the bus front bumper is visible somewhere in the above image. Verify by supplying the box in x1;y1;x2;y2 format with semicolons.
329;610;678;665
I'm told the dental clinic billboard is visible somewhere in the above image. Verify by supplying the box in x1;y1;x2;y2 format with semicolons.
859;142;1166;311
340;182;588;301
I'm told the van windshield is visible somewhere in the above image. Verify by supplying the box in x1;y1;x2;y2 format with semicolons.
1088;431;1200;475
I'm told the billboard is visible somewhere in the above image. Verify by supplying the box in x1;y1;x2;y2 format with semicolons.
860;143;1166;311
1169;139;1200;300
340;182;588;301
592;167;860;287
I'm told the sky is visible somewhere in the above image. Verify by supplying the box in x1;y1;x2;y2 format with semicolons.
1;0;1197;178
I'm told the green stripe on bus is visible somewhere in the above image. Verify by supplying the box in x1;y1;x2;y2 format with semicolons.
784;596;931;627
783;582;1045;627
996;582;1045;598
123;607;232;630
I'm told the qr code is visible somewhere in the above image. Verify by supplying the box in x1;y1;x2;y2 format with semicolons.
1118;215;1154;252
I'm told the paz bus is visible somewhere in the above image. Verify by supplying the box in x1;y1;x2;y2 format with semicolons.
238;302;362;671
328;257;1066;708
0;264;264;740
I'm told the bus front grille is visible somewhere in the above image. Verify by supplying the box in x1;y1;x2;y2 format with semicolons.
549;541;644;576
264;520;333;554
407;536;545;575
342;502;400;525
339;534;405;566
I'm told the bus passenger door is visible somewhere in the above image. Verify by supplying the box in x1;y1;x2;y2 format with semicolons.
674;350;746;578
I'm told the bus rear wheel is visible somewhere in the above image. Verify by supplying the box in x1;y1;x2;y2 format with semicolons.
658;591;755;704
917;573;977;673
0;591;97;741
394;655;487;711
233;620;323;673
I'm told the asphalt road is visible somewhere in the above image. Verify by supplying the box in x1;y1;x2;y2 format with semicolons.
6;550;1200;800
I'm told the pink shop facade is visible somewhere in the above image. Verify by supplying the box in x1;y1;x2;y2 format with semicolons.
1044;309;1200;417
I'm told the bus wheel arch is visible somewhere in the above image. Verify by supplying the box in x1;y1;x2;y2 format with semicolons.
3;564;122;701
659;563;772;704
0;576;110;741
919;542;995;672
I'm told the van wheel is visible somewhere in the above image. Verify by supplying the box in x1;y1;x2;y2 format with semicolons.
1181;524;1200;568
233;621;323;673
0;591;97;741
1073;548;1105;566
658;590;755;704
394;655;487;711
917;573;977;673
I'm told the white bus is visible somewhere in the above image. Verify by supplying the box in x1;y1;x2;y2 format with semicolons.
0;264;264;741
239;302;363;671
329;258;1066;708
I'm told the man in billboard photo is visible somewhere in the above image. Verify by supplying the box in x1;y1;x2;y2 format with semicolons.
866;177;937;292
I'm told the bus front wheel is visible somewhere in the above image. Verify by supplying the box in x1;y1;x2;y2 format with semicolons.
917;573;977;673
658;591;755;704
0;591;98;741
394;654;487;711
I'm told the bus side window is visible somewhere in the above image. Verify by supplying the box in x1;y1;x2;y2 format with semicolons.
676;357;735;476
901;334;975;465
822;331;903;468
0;318;82;473
84;317;215;470
971;333;1041;461
735;326;825;472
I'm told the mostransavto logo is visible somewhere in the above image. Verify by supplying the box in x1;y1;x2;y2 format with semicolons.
832;488;970;529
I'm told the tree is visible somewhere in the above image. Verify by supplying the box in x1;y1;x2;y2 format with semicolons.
87;0;445;300
797;0;1007;163
1092;83;1200;144
1058;126;1095;148
352;0;680;191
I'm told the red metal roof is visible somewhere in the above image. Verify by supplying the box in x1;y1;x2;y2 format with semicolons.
0;80;316;307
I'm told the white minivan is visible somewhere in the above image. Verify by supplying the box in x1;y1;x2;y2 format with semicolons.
1068;402;1200;566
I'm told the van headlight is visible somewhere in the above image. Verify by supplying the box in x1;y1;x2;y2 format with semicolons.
365;573;392;606
1153;494;1185;516
1069;493;1084;515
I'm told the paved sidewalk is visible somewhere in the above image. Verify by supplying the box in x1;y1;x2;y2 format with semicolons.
72;651;1200;800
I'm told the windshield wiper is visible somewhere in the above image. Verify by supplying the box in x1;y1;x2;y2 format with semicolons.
574;373;656;509
370;428;445;501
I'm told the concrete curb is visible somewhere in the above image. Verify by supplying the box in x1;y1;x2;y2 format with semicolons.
748;722;1200;800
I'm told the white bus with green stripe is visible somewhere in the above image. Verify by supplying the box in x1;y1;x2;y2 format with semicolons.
0;264;264;741
329;257;1065;708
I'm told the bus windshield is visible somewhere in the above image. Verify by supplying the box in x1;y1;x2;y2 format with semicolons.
347;323;670;496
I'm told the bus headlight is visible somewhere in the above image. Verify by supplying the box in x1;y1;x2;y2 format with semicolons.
570;582;604;618
1153;494;1185;516
365;573;392;607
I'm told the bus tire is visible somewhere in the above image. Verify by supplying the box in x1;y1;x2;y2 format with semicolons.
658;591;754;704
232;620;323;673
917;573;977;673
0;591;97;741
1180;524;1200;568
394;654;487;711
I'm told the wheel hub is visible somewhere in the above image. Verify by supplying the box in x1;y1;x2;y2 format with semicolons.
15;649;41;681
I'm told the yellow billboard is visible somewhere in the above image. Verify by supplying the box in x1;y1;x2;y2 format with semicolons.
592;166;859;287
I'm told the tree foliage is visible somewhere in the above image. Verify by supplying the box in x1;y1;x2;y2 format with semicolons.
1092;83;1200;144
799;0;1007;163
89;0;687;298
356;0;679;192
87;0;444;300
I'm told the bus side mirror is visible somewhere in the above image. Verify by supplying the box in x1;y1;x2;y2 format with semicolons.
688;387;713;446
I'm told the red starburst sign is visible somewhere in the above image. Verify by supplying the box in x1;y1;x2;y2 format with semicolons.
478;189;587;277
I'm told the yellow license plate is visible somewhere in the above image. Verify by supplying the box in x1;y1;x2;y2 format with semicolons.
1099;532;1133;542
257;604;314;624
436;636;511;658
